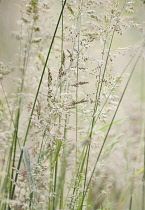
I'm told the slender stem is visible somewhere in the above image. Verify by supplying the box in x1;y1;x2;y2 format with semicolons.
76;10;81;166
52;1;65;208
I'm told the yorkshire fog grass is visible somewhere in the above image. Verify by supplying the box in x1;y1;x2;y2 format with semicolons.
0;0;145;209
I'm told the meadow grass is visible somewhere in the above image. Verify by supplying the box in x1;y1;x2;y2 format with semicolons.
0;0;145;209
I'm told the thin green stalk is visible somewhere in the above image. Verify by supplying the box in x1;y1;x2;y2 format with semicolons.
55;113;69;209
76;10;81;166
69;146;88;209
78;144;90;209
58;149;67;209
53;159;58;210
60;0;64;95
49;150;53;210
52;2;65;208
52;141;62;210
129;195;133;210
55;114;69;209
58;114;68;209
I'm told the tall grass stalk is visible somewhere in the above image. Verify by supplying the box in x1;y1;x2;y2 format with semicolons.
10;0;67;201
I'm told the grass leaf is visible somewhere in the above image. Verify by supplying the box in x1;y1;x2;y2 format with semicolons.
98;119;125;131
22;147;36;192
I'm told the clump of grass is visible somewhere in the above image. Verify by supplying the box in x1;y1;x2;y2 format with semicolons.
0;0;145;209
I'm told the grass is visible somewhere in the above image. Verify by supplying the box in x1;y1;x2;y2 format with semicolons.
0;0;145;209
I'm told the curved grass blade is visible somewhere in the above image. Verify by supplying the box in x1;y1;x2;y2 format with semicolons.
98;119;125;131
